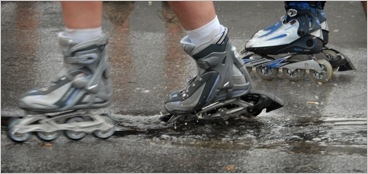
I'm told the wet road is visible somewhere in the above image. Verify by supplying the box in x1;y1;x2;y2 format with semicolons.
1;1;367;173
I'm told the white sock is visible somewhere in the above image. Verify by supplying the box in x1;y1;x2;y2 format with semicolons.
59;27;103;43
185;15;225;46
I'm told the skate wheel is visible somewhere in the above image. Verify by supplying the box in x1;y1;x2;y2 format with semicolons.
255;66;278;80
7;117;32;143
36;131;60;142
323;49;340;71
64;117;87;141
282;68;306;82
241;94;263;117
93;115;115;139
309;59;333;83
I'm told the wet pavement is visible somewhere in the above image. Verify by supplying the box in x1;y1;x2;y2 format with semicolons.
1;1;367;173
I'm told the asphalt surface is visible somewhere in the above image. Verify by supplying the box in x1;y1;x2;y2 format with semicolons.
1;1;367;173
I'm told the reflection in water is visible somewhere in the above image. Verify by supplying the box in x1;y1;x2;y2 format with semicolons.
162;2;188;94
1;2;39;110
103;1;194;115
157;1;180;24
104;1;135;114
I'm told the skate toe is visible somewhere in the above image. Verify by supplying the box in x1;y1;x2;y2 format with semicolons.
164;101;188;115
18;96;58;111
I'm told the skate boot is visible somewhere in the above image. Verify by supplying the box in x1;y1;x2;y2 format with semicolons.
242;2;354;83
251;2;329;45
245;1;325;55
161;28;284;123
313;2;329;45
8;33;116;143
19;34;112;112
165;28;251;115
163;28;251;120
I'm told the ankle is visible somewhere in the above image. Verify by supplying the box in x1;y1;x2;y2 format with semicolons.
184;16;225;46
59;27;103;43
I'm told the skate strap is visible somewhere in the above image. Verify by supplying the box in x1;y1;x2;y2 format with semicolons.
222;67;234;99
226;88;233;99
64;46;102;65
85;56;107;94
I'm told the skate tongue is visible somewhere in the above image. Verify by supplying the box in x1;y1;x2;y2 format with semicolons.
180;28;230;58
180;36;196;55
58;34;76;56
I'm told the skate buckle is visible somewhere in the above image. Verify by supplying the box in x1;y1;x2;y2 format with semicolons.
287;9;298;18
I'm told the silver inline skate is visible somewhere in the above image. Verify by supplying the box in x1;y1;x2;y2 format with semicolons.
160;28;283;124
7;33;116;143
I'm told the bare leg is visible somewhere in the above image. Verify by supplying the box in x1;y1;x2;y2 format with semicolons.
167;1;216;30
61;1;103;29
60;1;103;43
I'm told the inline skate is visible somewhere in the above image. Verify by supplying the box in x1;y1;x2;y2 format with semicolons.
241;2;355;83
160;28;283;124
7;33;116;143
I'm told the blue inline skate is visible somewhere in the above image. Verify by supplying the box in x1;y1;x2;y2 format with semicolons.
242;2;355;82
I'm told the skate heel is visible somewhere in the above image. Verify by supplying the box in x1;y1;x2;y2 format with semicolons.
322;47;356;71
